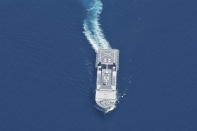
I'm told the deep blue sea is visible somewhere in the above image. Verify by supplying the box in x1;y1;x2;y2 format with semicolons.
0;0;197;130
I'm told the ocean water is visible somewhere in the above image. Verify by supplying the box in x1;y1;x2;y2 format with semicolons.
0;0;197;130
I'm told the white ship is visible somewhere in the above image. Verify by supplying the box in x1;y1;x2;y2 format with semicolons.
95;49;119;111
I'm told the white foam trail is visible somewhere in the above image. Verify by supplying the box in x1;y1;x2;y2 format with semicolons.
83;0;111;53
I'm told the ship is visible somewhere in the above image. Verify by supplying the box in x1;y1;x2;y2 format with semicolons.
95;49;119;111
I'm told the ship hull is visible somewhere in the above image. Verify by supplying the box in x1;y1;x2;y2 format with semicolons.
95;49;119;111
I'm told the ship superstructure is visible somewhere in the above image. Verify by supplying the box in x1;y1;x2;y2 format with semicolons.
95;49;119;111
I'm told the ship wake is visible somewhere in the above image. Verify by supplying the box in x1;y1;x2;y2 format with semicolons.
82;0;111;53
